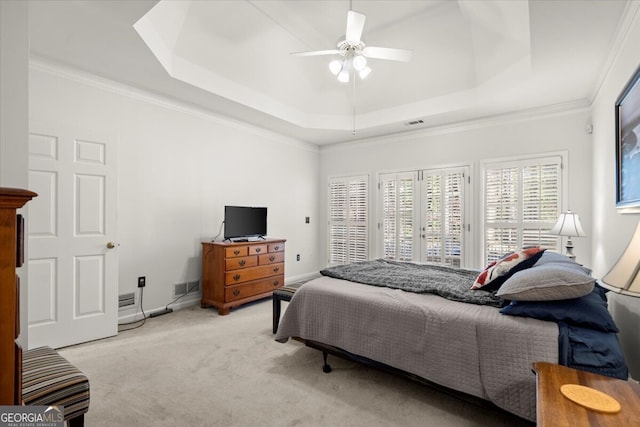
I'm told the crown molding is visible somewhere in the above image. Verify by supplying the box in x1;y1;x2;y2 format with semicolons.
321;99;590;153
588;0;640;103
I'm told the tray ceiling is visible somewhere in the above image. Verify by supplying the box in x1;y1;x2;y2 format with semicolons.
29;1;630;145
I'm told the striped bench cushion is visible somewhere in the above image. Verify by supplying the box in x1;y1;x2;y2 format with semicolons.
273;282;305;300
22;346;90;421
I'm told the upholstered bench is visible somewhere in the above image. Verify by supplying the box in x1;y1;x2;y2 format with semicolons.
272;282;305;333
22;346;90;427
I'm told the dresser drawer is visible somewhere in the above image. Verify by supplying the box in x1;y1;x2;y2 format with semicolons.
225;246;248;258
268;242;285;253
225;262;284;285
225;275;284;302
258;252;284;265
225;256;258;270
248;244;268;255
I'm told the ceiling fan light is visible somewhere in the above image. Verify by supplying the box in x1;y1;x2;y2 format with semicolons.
329;60;343;75
353;55;367;71
337;69;350;83
359;66;371;79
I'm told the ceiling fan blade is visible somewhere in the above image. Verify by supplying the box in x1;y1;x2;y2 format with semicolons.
362;46;413;62
345;11;366;44
291;49;341;57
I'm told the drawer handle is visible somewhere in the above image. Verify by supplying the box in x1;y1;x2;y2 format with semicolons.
233;274;241;281
269;255;275;262
239;260;246;266
256;247;262;253
233;289;240;297
272;280;279;287
273;267;280;273
274;245;280;251
234;250;240;256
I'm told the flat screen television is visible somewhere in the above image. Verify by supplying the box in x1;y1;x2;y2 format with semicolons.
224;206;267;240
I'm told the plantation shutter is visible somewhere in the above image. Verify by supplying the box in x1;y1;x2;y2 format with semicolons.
483;156;561;265
328;175;369;264
381;172;416;261
422;168;465;267
444;171;464;267
423;173;443;263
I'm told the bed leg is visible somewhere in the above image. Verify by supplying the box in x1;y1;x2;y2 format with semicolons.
322;351;332;373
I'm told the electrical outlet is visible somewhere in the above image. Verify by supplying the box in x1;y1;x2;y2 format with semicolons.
296;254;300;261
305;217;310;224
138;276;146;288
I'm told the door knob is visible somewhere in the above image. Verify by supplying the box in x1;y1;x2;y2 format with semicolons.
106;242;116;249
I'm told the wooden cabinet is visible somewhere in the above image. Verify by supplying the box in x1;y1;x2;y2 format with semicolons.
201;239;285;315
0;187;36;405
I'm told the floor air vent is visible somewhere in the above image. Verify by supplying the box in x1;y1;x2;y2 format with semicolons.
118;292;135;308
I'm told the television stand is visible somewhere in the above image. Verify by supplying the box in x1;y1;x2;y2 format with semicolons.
201;238;286;315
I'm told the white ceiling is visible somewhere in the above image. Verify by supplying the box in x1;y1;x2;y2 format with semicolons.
28;0;630;145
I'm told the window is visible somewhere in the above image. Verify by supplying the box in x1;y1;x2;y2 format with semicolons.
380;167;468;266
483;156;562;265
328;175;369;264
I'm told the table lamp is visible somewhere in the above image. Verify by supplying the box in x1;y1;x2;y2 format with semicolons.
549;210;586;260
601;220;640;297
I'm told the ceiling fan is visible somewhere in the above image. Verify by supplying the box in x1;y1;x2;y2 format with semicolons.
292;10;413;83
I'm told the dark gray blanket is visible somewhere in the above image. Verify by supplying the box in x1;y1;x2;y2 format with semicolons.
320;259;504;307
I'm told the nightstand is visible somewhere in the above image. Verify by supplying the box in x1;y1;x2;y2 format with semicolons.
533;362;640;426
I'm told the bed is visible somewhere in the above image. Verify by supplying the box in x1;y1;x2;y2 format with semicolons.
274;252;629;422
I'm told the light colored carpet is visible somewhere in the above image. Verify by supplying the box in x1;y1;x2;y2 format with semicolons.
59;300;533;426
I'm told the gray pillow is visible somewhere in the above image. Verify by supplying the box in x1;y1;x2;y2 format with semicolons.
533;251;592;275
496;262;595;301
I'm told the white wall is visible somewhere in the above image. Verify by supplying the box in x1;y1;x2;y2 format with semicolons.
591;5;640;378
319;107;594;269
0;0;30;347
29;63;320;317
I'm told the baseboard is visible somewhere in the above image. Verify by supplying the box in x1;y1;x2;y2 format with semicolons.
286;272;321;285
118;297;200;323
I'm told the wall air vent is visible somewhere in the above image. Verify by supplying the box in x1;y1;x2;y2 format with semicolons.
188;280;200;293
118;292;135;308
405;119;424;126
174;283;188;297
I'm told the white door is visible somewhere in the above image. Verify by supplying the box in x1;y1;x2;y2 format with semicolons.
27;123;118;349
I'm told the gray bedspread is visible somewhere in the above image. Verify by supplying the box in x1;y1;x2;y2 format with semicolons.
275;276;559;422
320;259;504;307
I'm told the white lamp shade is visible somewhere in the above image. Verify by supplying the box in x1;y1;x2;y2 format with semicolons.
337;69;350;83
353;55;367;71
601;220;640;297
329;60;342;75
359;66;371;79
550;210;586;237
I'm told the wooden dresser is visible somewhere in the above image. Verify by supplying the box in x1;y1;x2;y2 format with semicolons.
0;187;37;405
201;238;285;315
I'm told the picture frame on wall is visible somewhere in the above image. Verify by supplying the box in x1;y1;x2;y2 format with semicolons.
615;64;640;210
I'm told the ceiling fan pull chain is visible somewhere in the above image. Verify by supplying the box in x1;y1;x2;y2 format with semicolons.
352;67;356;135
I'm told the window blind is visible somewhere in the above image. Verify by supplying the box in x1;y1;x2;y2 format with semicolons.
328;175;369;264
483;156;561;264
381;173;415;261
